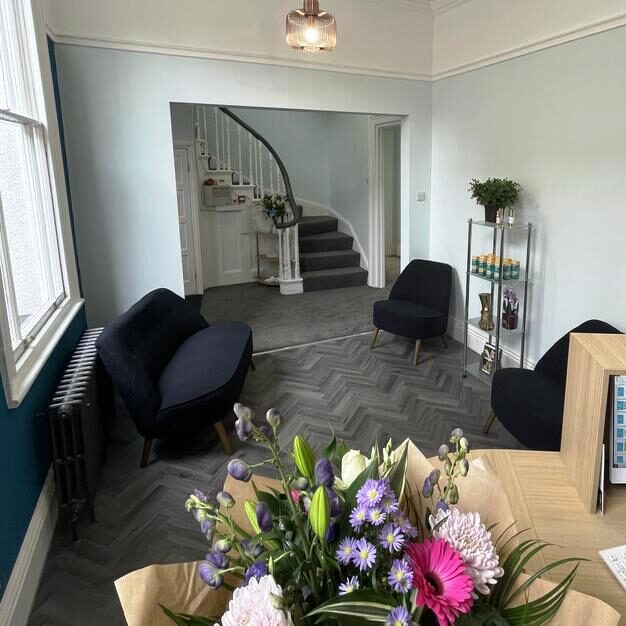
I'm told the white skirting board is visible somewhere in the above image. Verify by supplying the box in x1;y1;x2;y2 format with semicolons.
0;467;57;626
447;316;537;371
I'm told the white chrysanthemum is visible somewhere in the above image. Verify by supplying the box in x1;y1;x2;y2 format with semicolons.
219;575;293;626
431;508;504;596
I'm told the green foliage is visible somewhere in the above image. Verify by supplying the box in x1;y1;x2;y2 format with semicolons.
468;178;521;209
262;193;288;220
161;605;217;625
306;589;396;623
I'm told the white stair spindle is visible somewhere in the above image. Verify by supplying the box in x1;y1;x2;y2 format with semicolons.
276;161;282;194
277;229;284;281
237;125;243;182
284;225;292;281
254;140;260;197
293;224;301;280
226;116;232;170
214;107;220;165
248;132;254;193
202;107;208;153
194;105;199;141
221;112;226;169
258;141;264;195
269;152;274;194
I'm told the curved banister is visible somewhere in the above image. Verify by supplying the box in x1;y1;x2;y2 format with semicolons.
218;106;301;229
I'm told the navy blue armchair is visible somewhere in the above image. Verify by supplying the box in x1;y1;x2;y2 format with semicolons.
484;319;622;450
372;259;452;366
96;288;253;467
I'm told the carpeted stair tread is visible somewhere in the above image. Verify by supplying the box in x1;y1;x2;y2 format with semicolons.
302;266;368;291
300;249;360;271
299;231;354;253
298;215;339;236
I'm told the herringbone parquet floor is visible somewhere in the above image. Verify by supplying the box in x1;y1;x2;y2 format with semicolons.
29;333;521;625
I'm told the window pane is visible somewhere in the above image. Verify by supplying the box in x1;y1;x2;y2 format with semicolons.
0;118;58;337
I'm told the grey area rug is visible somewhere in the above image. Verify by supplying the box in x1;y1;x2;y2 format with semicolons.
200;281;391;353
29;334;521;626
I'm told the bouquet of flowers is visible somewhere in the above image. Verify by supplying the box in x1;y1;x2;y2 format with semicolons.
161;404;586;626
502;289;519;331
261;193;288;220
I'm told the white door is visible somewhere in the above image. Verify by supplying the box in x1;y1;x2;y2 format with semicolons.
174;147;198;295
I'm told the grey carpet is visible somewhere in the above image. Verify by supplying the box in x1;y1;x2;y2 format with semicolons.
201;281;391;353
29;333;521;626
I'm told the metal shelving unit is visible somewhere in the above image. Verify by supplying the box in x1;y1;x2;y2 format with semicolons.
463;219;533;380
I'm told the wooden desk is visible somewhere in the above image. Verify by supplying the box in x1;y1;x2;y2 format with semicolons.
472;449;626;623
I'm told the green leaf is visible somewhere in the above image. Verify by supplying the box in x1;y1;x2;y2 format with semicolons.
306;590;396;623
160;605;217;625
387;443;408;502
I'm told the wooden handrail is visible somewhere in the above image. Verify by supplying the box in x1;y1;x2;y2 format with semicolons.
218;107;301;229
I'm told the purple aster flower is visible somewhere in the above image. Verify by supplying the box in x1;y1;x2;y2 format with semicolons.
349;505;368;530
338;575;360;595
352;538;377;571
387;558;413;593
315;458;334;487
256;501;272;532
336;537;357;564
380;523;405;552
366;507;387;526
385;606;412;626
381;492;399;514
245;561;268;582
357;479;385;508
394;512;418;539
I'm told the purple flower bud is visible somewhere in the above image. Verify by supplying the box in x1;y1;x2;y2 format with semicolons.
428;469;441;485
214;539;232;553
422;477;434;498
235;417;254;442
435;499;449;513
200;520;215;541
326;488;342;517
266;408;282;430
241;539;263;558
227;459;252;482
292;477;309;491
217;491;235;509
315;458;334;487
325;521;339;543
245;561;268;582
206;550;229;570
256;501;273;532
198;562;223;589
194;489;208;503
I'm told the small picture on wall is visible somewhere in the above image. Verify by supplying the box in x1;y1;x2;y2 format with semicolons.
238;195;247;204
480;342;501;375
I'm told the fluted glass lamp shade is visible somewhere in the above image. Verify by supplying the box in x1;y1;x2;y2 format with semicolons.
286;0;337;52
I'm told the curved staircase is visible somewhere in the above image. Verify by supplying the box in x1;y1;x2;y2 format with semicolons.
298;216;368;291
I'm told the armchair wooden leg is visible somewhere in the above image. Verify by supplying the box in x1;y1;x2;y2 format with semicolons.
441;335;448;349
140;438;153;469
215;420;234;455
249;359;256;371
413;339;422;366
370;328;380;350
483;409;497;434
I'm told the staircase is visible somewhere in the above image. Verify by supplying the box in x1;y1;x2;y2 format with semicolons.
193;104;368;294
299;216;368;291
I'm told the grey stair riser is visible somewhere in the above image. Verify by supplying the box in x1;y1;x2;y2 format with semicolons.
300;250;360;272
299;233;354;253
302;268;368;292
298;216;339;237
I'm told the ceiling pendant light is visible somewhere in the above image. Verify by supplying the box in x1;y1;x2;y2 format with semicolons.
286;0;337;52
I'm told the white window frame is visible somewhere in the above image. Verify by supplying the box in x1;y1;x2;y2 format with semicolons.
0;0;82;408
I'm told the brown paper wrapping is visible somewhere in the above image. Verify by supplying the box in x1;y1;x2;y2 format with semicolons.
115;441;620;626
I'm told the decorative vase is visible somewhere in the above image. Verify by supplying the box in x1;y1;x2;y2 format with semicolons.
503;312;518;330
478;293;495;331
207;153;217;170
484;206;499;223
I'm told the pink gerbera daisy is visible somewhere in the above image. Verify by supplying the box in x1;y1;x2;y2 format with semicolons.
406;538;474;626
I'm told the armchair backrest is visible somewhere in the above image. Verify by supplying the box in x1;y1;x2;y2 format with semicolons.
535;319;622;388
96;288;209;435
390;259;452;315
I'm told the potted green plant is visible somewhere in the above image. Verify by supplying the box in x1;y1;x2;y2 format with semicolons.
468;178;521;223
261;193;288;221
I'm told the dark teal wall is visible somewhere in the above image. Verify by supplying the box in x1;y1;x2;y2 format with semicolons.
0;308;86;596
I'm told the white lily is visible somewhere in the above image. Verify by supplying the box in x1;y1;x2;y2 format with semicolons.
334;449;369;491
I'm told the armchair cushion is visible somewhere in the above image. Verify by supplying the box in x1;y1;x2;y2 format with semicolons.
491;368;564;451
373;300;447;340
156;321;253;436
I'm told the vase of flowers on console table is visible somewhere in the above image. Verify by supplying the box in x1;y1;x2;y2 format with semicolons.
115;404;620;626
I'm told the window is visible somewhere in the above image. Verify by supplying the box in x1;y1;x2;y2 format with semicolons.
0;0;81;406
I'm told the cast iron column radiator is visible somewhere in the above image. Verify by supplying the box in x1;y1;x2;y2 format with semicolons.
47;327;112;541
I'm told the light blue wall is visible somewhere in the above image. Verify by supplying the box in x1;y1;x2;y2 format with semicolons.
54;45;432;324
431;26;626;361
0;309;86;597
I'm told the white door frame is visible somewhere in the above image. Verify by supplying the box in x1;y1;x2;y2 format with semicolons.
174;141;203;294
368;115;408;288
